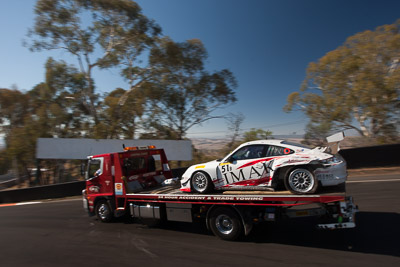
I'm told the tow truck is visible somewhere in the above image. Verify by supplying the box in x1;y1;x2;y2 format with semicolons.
82;145;357;241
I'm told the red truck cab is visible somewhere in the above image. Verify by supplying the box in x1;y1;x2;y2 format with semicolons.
83;146;173;220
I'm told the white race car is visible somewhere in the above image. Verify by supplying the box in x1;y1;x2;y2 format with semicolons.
180;133;347;194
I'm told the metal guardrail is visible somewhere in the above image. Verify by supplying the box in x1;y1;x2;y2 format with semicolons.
0;178;17;190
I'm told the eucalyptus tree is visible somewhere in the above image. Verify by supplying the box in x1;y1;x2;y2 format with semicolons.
27;0;160;133
0;58;86;181
0;88;30;138
242;128;273;142
285;20;400;140
28;57;87;138
98;87;146;139
146;37;237;140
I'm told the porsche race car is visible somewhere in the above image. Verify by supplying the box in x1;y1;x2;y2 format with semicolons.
180;133;347;194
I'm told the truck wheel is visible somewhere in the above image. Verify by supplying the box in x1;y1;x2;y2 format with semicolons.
191;172;213;193
95;200;113;222
285;168;318;194
209;207;243;241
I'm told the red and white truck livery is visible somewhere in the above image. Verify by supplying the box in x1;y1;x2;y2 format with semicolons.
82;145;357;241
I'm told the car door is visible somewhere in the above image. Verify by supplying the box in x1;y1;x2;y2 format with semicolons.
217;145;269;187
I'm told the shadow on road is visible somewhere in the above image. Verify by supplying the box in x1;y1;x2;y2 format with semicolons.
247;211;400;257
134;211;400;257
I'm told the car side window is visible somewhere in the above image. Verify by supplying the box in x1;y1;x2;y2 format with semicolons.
266;145;294;156
230;145;267;161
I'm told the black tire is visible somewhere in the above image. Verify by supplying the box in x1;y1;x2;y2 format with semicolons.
209;207;243;241
284;168;318;194
191;172;213;193
95;200;113;222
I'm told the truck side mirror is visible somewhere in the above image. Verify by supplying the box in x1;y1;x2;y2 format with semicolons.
81;163;86;177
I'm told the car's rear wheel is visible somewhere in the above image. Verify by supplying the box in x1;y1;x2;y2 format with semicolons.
191;172;213;193
285;168;318;194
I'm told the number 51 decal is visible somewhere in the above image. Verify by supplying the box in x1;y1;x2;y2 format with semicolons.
220;164;232;173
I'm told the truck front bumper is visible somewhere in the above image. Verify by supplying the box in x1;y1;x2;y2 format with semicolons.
82;189;95;216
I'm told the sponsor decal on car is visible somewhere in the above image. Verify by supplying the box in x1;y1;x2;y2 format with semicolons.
316;171;334;180
220;160;274;185
195;165;206;169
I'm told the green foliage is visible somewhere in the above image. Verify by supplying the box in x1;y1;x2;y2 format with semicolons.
146;37;237;139
285;20;400;140
181;145;223;168
98;87;146;139
303;122;332;146
0;89;30;134
0;150;9;175
138;122;180;140
29;58;89;137
242;128;273;142
0;89;31;176
0;58;88;178
27;0;160;126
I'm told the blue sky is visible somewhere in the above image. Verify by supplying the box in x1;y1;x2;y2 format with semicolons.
1;0;400;139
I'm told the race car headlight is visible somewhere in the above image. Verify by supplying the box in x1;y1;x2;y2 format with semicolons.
320;155;342;165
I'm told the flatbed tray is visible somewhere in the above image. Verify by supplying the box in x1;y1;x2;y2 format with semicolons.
124;184;346;206
126;182;345;196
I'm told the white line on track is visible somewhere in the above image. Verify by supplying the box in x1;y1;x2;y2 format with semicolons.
347;178;400;184
15;201;43;206
0;201;42;207
0;198;81;208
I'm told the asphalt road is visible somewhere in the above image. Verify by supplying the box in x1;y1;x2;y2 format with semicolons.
0;174;399;266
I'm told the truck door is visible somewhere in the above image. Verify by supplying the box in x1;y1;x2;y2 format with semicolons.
86;156;113;195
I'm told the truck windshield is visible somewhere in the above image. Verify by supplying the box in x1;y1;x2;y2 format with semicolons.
87;158;102;180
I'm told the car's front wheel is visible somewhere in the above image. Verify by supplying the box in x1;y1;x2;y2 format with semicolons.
191;172;213;193
285;168;318;194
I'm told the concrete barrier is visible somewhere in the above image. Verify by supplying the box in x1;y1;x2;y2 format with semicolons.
339;143;400;169
0;181;86;204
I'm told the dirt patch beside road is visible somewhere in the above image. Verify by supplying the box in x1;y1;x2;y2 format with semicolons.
348;166;400;177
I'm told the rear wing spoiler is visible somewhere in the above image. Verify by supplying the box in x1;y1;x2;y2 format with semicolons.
326;132;345;154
